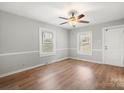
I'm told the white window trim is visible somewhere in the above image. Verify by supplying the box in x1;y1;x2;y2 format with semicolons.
39;27;56;57
77;31;92;55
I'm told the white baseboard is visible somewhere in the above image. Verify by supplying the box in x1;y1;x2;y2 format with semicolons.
51;57;69;63
0;63;45;78
69;57;102;64
0;57;101;78
0;57;69;78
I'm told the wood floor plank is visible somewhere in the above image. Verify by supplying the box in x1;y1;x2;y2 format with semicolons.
0;59;124;90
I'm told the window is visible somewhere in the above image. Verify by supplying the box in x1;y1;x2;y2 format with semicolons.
77;31;92;55
39;28;56;57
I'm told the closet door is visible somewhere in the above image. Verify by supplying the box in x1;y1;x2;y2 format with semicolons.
104;28;124;67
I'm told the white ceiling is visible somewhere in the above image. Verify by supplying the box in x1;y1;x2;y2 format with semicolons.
0;2;124;30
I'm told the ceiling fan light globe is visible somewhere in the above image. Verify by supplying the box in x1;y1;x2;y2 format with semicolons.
68;20;77;25
68;16;79;26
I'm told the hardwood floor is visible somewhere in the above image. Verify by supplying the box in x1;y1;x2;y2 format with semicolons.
0;59;124;90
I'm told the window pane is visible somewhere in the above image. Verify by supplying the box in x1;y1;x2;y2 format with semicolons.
42;43;53;53
42;32;53;43
79;32;92;54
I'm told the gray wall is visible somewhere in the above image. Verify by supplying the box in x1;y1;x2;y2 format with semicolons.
69;19;124;63
0;10;124;76
0;11;69;75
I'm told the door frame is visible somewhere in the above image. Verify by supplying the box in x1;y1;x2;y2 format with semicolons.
102;24;124;65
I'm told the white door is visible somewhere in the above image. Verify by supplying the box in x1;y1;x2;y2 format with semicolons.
104;27;124;67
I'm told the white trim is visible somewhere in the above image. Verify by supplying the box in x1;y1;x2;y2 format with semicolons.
102;28;105;64
123;30;124;67
104;24;124;30
39;53;56;57
69;57;102;64
51;57;69;63
69;48;76;50
69;48;102;52
0;57;69;78
0;48;102;57
0;51;39;56
0;48;69;57
102;24;124;65
56;48;69;51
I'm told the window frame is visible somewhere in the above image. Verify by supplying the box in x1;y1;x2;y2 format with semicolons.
77;31;92;55
39;28;56;57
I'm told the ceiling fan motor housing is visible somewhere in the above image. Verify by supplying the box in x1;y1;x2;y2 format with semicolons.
68;10;78;16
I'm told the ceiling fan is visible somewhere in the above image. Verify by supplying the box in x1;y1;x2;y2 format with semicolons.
59;10;89;27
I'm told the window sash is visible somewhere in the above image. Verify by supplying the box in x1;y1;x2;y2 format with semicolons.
41;43;53;53
42;32;53;44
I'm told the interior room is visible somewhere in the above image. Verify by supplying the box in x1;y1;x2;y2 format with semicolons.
0;2;124;90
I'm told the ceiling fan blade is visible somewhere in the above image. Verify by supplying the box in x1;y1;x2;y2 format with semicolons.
59;22;68;25
59;17;68;20
79;20;89;23
78;14;85;19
